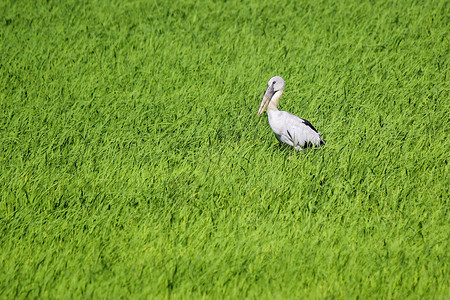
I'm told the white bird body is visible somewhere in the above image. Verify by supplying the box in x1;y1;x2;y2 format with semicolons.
258;76;325;150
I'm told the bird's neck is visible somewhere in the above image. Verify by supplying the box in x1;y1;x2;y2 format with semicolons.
268;90;283;111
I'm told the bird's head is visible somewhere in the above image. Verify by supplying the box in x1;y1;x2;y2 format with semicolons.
257;76;285;116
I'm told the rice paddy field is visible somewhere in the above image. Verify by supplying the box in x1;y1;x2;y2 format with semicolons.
0;0;449;298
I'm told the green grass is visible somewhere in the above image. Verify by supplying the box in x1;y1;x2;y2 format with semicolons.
0;0;448;298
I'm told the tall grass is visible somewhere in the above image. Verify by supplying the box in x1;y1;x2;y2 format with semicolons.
0;0;448;298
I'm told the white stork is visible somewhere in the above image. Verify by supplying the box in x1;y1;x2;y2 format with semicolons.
257;76;325;150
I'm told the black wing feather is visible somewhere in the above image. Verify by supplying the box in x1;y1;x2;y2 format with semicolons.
301;119;319;133
286;130;293;141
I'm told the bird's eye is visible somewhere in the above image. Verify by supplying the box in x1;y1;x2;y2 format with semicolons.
272;81;276;85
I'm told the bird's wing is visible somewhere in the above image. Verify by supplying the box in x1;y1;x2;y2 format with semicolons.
282;112;322;147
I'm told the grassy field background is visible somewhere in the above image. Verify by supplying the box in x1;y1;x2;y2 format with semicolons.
0;0;448;298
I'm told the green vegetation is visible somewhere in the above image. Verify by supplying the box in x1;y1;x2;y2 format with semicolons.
1;0;448;298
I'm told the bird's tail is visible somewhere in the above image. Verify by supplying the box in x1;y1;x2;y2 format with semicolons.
318;132;325;146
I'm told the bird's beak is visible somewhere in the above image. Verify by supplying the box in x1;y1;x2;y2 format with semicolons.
257;85;275;116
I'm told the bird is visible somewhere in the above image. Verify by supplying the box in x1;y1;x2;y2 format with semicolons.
257;76;325;151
